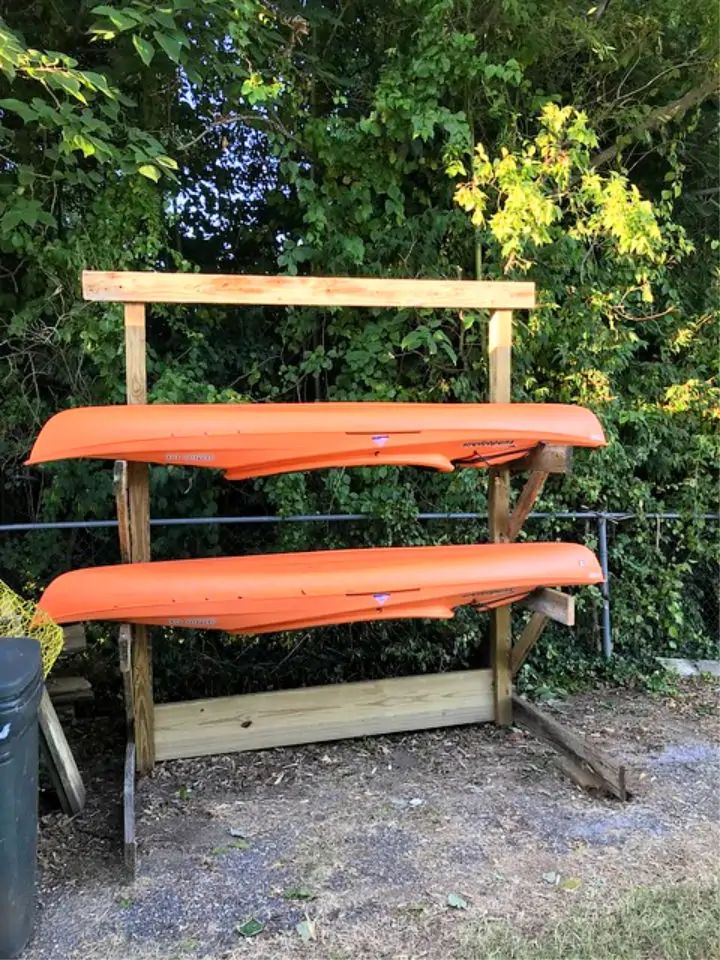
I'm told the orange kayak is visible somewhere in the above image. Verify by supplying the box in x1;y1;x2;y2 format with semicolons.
26;403;605;479
38;543;602;635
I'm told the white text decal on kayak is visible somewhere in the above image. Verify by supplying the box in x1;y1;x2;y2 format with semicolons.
165;453;216;462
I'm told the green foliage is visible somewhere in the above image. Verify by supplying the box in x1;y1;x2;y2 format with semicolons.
1;1;717;698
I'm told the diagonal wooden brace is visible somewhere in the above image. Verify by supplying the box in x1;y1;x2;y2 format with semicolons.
512;612;550;675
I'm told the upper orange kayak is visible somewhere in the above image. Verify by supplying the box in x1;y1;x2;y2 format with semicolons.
27;403;605;479
37;542;602;635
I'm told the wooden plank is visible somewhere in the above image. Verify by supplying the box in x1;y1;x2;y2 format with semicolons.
155;669;494;760
83;271;536;310
124;741;137;879
508;471;548;541
38;688;86;815
488;306;513;726
46;675;93;705
511;444;573;475
124;303;154;774
512;612;550;675
61;624;86;655
118;624;134;731
522;588;575;626
113;460;131;564
512;693;628;800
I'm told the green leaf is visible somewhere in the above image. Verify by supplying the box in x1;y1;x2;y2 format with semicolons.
132;35;155;67
153;31;182;63
0;98;36;123
91;6;139;31
447;893;468;909
137;163;160;182
283;887;317;901
236;918;264;938
560;877;582;891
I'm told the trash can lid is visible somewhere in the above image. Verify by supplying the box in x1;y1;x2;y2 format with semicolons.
0;638;42;702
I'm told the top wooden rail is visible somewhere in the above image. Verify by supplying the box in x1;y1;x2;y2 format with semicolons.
82;271;535;310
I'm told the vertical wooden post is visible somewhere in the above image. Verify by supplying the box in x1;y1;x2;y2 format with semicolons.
488;309;512;725
123;303;154;773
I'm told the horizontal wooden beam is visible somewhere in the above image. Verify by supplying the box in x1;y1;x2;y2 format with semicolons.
155;669;493;760
521;588;575;626
512;694;628;800
511;444;573;475
83;271;536;310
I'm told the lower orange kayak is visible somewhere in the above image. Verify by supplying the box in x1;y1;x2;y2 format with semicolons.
26;403;605;479
38;543;602;635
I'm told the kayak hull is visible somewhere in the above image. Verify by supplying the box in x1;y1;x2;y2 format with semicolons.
27;403;606;478
38;542;603;636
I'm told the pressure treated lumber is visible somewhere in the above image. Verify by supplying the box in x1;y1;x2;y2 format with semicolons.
488;308;513;725
509;470;548;541
155;669;494;760
123;303;154;774
61;624;86;654
511;612;550;675
512;693;628;800
511;444;573;475
123;741;137;878
522;587;575;626
83;271;536;310
38;689;86;815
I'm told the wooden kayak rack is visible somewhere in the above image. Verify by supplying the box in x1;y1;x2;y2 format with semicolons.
81;271;628;876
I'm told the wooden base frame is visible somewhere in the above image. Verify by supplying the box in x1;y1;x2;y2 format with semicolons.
81;270;622;877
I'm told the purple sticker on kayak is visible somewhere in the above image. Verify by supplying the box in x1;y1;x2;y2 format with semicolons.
373;593;390;605
372;435;389;447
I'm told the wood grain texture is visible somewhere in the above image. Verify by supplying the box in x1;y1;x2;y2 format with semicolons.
123;741;137;879
512;693;628;800
511;444;573;475
155;669;494;760
522;588;575;626
83;271;535;309
123;303;154;773
511;612;549;675
509;470;548;541
39;688;86;815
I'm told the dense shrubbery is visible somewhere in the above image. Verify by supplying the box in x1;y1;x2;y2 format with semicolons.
1;2;717;697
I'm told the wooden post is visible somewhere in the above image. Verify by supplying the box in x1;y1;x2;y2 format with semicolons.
123;303;154;773
488;309;512;725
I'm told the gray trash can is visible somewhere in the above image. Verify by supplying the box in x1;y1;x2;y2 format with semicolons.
0;637;43;959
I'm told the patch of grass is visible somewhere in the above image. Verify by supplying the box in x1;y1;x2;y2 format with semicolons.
469;882;720;960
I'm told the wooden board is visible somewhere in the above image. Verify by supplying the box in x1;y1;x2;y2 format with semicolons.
83;271;536;310
488;308;513;726
512;612;550;676
46;675;93;706
61;624;86;655
123;303;154;774
522;588;575;626
512;693;628;800
124;740;137;878
511;444;573;475
38;688;86;815
155;669;494;760
509;471;548;541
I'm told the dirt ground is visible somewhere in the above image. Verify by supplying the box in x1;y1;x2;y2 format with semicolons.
25;678;719;960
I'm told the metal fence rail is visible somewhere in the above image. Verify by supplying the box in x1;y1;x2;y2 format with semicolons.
2;511;718;658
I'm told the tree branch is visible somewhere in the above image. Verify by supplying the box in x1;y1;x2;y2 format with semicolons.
590;76;719;169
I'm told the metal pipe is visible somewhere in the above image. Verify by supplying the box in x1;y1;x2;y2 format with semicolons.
1;511;718;533
597;514;613;658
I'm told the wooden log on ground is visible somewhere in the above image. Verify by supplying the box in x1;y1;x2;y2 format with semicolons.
38;688;86;815
155;669;494;761
512;693;628;800
521;588;575;626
